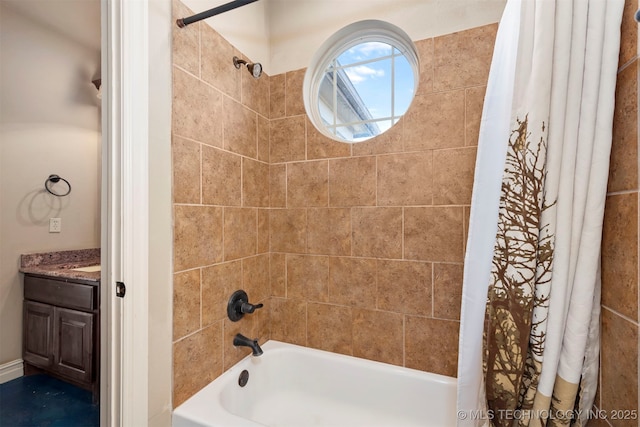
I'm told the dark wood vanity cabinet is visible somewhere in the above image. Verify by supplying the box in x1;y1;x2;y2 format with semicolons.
23;274;99;397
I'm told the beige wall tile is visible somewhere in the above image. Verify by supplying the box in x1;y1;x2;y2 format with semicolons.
609;61;638;193
287;255;329;302
243;254;271;302
433;147;477;205
270;116;306;163
601;193;638;321
433;24;497;91
224;96;257;158
286;68;306;116
173;67;223;147
306;117;352;159
172;0;199;76
600;309;638;424
242;64;269;117
202;261;242;327
329;257;376;308
404;207;464;262
173;323;223;406
465;86;485;146
585;415;611;427
404;90;465;151
405;316;459;376
257;209;269;254
253;300;271;343
270;298;306;345
171;19;513;400
377;152;432;206
307;302;352;355
618;0;638;69
353;308;403;366
352;207;403;259
243;158;269;207
329;157;376;206
352;119;404;156
224;208;257;261
415;38;434;96
433;263;463;320
200;25;240;100
172;136;200;204
377;260;432;316
287;160;329;207
269;164;286;207
307;208;351;256
202;145;241;206
258;115;270;162
173;269;201;340
270;253;286;297
270;73;286;119
174;205;223;271
269;209;307;253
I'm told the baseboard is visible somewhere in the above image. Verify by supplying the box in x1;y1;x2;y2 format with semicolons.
0;359;24;384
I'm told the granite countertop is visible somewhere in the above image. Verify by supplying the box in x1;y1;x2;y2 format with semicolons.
20;248;101;283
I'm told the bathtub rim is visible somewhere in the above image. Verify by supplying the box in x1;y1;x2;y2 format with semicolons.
172;339;457;427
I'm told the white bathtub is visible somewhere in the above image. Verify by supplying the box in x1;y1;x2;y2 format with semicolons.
172;340;457;427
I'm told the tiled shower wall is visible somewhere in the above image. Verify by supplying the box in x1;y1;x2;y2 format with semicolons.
171;0;497;406
598;0;639;424
171;0;271;406
267;25;496;376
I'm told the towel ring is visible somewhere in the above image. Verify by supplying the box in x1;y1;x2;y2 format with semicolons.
44;174;72;197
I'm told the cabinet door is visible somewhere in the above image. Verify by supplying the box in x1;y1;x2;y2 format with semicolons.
23;301;54;368
53;308;94;384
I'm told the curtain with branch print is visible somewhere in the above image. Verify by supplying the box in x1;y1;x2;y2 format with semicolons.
457;1;624;426
483;115;556;425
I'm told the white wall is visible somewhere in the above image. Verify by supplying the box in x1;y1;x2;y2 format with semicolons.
0;4;101;366
147;0;174;424
181;0;506;76
267;0;507;75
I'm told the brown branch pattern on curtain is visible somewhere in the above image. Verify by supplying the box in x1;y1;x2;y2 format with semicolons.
483;115;556;427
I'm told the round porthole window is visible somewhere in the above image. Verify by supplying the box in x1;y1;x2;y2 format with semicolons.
303;20;419;144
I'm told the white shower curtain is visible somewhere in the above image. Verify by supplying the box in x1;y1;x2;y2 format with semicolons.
457;1;624;426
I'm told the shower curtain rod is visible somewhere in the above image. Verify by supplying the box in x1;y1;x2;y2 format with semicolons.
177;0;259;28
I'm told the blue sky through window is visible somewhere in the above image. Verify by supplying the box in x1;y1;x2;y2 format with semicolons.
335;42;414;133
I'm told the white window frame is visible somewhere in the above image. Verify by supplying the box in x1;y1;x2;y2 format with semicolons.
303;19;419;144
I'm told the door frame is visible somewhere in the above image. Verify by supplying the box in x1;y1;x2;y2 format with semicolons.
101;0;152;424
101;0;173;424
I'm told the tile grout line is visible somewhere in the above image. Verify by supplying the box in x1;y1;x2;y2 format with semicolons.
402;314;406;367
431;262;435;318
601;305;639;325
402;207;405;260
199;141;203;205
199;267;203;330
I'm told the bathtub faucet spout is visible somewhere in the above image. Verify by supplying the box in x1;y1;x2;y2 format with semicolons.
233;333;263;356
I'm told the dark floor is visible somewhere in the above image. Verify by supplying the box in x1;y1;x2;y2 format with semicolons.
0;374;99;427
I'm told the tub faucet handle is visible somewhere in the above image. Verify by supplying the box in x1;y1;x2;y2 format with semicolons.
240;301;263;314
228;290;263;321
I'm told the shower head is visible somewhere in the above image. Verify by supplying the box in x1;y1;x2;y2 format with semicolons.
233;56;262;79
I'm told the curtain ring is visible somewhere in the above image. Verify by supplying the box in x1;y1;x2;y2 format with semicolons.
45;174;72;197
